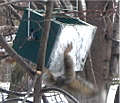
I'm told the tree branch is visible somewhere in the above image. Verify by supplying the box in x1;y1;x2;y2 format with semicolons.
34;1;54;103
0;0;47;7
0;34;35;79
0;87;32;97
109;14;119;78
1;98;32;103
11;2;37;11
11;4;28;11
105;34;120;43
8;5;22;19
23;74;39;103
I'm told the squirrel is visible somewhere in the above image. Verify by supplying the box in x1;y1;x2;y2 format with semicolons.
42;43;98;99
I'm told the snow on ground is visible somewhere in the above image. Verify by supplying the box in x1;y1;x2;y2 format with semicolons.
0;82;119;103
107;84;119;103
18;92;68;103
0;82;10;101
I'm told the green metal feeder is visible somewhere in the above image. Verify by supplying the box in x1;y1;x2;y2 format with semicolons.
13;9;97;71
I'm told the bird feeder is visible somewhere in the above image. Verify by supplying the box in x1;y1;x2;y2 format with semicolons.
13;9;97;71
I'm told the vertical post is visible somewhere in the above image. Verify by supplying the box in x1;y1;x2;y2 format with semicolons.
28;2;31;38
76;0;78;17
33;1;54;103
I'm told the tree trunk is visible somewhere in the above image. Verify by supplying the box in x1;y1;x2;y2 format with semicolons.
33;1;54;103
84;1;113;103
109;13;119;79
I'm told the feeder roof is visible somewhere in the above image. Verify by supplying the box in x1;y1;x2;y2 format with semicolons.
55;17;86;25
27;8;88;25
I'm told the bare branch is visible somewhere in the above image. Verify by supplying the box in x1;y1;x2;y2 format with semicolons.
11;4;28;11
34;1;54;103
88;51;97;88
23;74;39;102
109;14;119;78
0;34;35;79
0;0;47;7
8;5;22;19
0;87;31;97
11;2;37;11
30;2;37;9
34;2;45;10
105;34;120;43
1;98;32;103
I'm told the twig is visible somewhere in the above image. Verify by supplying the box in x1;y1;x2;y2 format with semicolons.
88;52;97;88
8;5;22;19
11;4;27;11
105;34;120;43
0;0;47;7
0;87;33;97
22;74;39;103
0;34;35;79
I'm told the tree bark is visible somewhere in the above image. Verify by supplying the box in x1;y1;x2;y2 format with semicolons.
84;1;114;103
109;13;119;79
85;0;113;88
33;1;54;103
0;34;35;79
